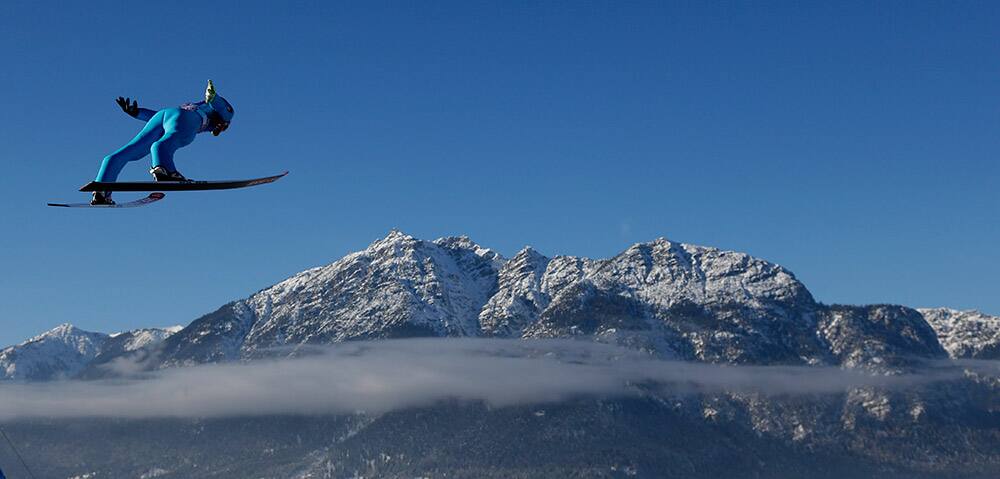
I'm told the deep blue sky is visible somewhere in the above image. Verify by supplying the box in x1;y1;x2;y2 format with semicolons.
0;1;997;346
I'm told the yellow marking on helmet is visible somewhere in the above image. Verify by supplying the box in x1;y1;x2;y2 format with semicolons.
205;79;217;104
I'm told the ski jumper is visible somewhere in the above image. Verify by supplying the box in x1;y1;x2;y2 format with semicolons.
95;81;234;182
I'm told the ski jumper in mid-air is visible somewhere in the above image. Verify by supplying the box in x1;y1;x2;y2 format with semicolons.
91;80;234;205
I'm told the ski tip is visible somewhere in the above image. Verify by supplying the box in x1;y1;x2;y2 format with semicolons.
47;203;70;207
150;192;166;199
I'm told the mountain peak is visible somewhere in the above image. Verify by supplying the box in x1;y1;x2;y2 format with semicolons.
649;236;678;245
384;228;411;240
27;323;99;344
369;229;418;249
45;322;77;335
619;236;691;259
435;235;505;267
1;324;109;381
513;246;546;261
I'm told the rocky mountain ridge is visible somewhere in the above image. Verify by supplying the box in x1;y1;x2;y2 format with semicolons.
148;231;982;372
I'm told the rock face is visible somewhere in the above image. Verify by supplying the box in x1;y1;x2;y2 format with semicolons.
819;305;948;371
919;308;1000;359
479;247;551;337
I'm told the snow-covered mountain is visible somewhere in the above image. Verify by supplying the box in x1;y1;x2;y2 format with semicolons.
0;324;108;380
156;231;505;366
0;324;181;381
6;232;994;376
143;231;968;372
159;231;826;366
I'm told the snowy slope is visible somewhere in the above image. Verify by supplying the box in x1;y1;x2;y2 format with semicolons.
919;308;1000;359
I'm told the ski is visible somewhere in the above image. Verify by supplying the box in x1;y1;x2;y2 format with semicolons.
79;171;288;192
47;192;166;208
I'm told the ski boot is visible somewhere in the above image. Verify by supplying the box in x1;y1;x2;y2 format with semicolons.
91;191;115;206
149;166;190;182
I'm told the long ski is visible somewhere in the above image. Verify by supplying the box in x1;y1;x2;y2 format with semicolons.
47;192;166;208
79;171;288;192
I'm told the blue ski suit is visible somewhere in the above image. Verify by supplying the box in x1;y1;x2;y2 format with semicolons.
95;95;234;182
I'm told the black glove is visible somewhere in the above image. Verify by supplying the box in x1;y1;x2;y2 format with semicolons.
116;96;139;118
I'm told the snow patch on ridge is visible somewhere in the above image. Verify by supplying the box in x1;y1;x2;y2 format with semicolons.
919;308;1000;359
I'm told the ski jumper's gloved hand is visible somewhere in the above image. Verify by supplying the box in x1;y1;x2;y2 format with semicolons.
116;97;157;122
116;97;140;118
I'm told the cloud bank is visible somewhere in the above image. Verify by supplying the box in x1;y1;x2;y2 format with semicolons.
0;339;995;419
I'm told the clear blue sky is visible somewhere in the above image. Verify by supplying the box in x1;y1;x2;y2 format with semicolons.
0;1;997;346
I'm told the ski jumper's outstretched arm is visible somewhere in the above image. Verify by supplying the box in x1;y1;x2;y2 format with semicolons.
116;97;157;122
